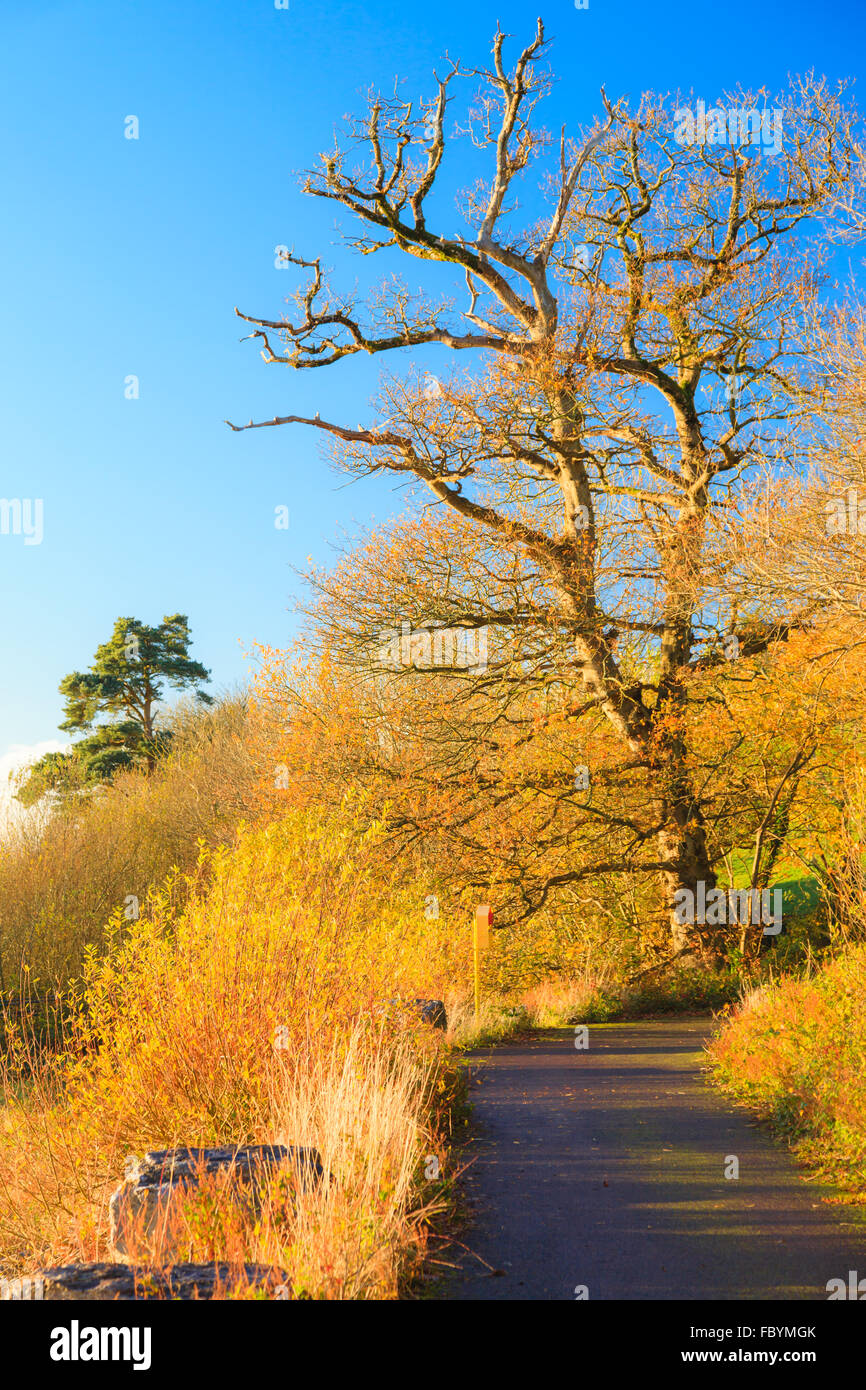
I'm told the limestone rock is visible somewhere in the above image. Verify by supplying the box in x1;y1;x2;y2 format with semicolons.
109;1144;323;1259
41;1261;289;1301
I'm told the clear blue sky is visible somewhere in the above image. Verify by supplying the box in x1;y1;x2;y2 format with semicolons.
0;0;863;757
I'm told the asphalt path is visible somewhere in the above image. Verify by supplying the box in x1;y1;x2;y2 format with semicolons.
446;1018;866;1300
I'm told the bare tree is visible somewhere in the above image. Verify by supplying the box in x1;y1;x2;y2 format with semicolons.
720;298;866;625
229;20;862;963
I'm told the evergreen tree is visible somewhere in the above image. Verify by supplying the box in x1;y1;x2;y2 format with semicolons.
16;615;212;805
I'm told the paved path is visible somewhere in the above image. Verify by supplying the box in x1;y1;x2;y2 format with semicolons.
446;1019;866;1300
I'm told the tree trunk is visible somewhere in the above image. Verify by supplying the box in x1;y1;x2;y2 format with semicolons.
657;817;723;967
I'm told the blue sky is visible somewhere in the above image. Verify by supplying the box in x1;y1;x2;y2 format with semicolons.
0;0;863;768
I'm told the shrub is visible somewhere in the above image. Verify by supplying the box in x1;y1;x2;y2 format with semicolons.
0;806;463;1295
0;695;257;989
707;945;866;1195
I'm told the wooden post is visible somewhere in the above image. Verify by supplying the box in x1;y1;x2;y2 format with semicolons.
474;905;493;1026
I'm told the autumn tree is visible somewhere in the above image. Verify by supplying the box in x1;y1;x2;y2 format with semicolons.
230;21;863;964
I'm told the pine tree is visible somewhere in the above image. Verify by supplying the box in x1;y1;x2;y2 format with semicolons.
16;615;212;805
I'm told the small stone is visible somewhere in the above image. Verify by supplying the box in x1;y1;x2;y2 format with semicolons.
412;999;448;1029
381;998;447;1029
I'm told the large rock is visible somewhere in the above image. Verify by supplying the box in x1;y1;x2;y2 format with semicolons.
40;1261;289;1301
109;1144;323;1259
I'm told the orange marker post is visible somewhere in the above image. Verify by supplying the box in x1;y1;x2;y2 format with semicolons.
474;905;493;1026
